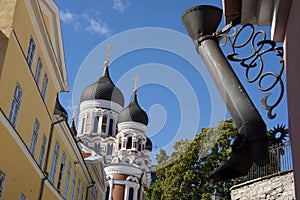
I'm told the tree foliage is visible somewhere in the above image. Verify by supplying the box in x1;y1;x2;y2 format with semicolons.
145;119;243;200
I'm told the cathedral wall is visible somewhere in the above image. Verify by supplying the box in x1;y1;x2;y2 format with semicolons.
113;184;125;199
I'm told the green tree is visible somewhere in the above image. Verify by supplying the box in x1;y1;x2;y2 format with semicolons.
145;119;242;200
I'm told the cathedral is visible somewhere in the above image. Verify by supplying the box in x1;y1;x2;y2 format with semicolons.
75;58;153;200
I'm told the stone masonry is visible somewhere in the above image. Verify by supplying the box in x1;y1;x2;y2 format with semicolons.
230;171;295;200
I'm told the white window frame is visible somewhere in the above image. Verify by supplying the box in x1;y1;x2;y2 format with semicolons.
26;35;36;69
49;141;60;184
57;152;66;191
34;57;43;86
41;73;48;100
29;119;40;155
70;172;77;200
8;83;22;128
38;135;47;167
64;163;72;199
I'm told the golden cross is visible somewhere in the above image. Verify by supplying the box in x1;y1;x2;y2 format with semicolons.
104;44;112;67
132;76;140;91
71;105;78;120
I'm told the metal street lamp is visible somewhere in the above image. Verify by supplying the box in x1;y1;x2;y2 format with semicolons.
181;5;269;181
211;186;222;200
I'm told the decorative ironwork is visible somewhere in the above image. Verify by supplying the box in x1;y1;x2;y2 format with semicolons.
217;24;285;119
269;124;289;145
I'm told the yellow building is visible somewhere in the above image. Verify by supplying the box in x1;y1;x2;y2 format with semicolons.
0;0;105;199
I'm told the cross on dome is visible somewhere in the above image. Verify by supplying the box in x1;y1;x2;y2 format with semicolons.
132;75;140;93
104;44;112;67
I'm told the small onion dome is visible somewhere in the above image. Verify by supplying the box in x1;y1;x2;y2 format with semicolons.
117;90;148;126
70;117;77;137
145;137;153;151
80;65;124;107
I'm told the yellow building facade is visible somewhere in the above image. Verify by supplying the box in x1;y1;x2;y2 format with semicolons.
0;0;105;199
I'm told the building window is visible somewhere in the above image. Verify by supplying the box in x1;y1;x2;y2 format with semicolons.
126;137;132;149
128;188;134;200
70;172;77;200
138;139;142;151
26;36;36;69
34;57;42;85
93;116;99;133
107;143;113;155
41;73;48;100
38;135;47;167
63;163;72;199
9;83;22;128
0;171;5;200
49;141;60;184
81;118;85;134
57;152;66;191
85;114;91;132
105;186;110;200
76;180;81;200
101;115;107;133
20;193;26;200
118;141;121;150
108;119;113;136
91;186;98;200
29;120;40;155
94;143;100;153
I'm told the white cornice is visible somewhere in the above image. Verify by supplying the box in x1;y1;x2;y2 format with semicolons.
80;99;123;114
105;165;142;177
24;0;68;92
117;121;147;133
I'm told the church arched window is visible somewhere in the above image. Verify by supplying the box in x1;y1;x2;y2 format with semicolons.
107;143;113;155
108;118;114;136
81;118;85;134
126;137;132;149
138;138;142;151
85;114;91;132
93;116;99;133
128;187;134;200
101;115;107;133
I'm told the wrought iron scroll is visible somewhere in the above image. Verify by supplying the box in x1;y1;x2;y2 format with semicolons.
217;24;284;119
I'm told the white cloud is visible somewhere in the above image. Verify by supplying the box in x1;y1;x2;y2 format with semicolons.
113;0;129;13
60;9;77;24
59;9;111;36
86;18;110;35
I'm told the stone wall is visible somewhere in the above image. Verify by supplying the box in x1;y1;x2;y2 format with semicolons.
230;171;295;200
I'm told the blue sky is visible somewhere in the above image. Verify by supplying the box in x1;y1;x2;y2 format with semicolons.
54;0;288;158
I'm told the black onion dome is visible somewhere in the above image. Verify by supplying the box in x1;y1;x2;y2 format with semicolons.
145;137;153;151
80;66;124;107
117;91;148;125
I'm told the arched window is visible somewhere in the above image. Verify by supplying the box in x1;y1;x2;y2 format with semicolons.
93;116;99;133
85;114;91;132
81;118;85;134
126;137;132;149
128;187;134;200
118;142;121;150
102;115;107;133
108;119;114;136
138;138;142;151
105;186;110;200
107;143;113;155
